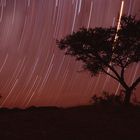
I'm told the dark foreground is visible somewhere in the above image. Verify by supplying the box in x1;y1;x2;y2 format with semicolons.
0;104;140;140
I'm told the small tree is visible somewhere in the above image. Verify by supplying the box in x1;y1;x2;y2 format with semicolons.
57;15;140;105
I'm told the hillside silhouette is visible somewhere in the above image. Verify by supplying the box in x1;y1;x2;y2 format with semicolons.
0;104;140;140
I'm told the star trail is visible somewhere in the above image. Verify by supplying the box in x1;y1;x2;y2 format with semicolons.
0;0;139;108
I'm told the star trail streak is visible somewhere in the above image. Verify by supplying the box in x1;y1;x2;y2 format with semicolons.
0;0;139;108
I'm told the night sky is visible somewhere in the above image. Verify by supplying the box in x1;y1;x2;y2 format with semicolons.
0;0;139;108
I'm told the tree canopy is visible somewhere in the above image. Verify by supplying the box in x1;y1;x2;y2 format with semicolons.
57;15;140;104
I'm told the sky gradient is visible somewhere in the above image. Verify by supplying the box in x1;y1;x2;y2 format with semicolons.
0;0;139;108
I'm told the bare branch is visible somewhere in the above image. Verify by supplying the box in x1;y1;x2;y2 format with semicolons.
121;66;125;80
130;76;140;90
101;68;119;82
96;53;121;80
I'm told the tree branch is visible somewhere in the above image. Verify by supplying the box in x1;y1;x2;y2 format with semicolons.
95;53;121;80
130;76;140;90
107;64;121;79
95;53;131;89
101;68;119;82
121;66;125;80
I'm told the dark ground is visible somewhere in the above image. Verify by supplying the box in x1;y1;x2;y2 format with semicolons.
0;104;140;140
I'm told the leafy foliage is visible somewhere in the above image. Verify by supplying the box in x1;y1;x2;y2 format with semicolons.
57;27;115;75
57;15;140;76
112;15;140;68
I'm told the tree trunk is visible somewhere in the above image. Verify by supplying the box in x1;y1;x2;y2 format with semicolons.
124;89;132;105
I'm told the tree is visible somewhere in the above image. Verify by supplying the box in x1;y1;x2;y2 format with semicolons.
57;15;140;105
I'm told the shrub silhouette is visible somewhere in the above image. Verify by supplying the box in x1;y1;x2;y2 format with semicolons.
91;91;124;106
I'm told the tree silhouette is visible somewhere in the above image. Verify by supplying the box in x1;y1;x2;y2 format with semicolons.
57;15;140;105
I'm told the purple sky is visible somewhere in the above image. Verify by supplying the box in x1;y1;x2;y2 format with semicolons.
0;0;139;108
